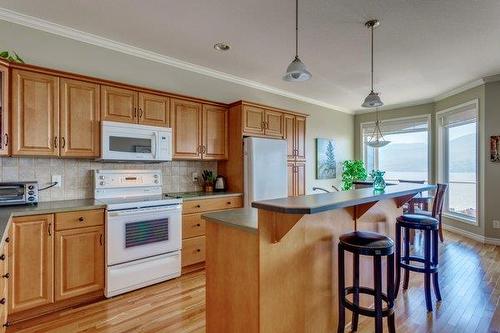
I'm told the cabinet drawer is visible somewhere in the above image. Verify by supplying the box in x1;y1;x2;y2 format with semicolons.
182;196;243;214
55;209;104;231
182;214;206;239
182;236;206;267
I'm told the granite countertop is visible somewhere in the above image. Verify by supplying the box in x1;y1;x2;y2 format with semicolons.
0;199;106;242
202;208;257;233
252;183;435;215
164;191;243;201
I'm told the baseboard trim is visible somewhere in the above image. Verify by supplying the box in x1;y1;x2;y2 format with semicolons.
443;224;500;245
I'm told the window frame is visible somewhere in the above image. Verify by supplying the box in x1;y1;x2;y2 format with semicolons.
436;99;480;225
360;114;432;182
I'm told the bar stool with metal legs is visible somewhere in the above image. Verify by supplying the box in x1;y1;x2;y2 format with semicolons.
394;214;442;312
337;231;396;333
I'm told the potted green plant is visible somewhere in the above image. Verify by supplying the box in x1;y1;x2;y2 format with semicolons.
201;170;216;192
0;51;24;63
341;160;368;191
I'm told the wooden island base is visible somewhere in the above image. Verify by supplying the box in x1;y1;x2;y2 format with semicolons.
205;197;409;332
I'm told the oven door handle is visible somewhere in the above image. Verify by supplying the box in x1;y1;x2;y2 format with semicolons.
107;205;182;217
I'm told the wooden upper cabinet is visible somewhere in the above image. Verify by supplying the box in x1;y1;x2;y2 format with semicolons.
202;105;228;160
55;226;104;301
284;114;295;160
264;109;283;137
295;116;306;161
138;92;169;127
0;65;9;156
242;105;265;135
171;98;202;159
9;214;54;314
60;78;100;158
12;69;59;156
101;85;137;123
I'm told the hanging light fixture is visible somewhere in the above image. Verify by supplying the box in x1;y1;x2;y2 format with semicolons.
362;19;383;108
283;0;311;82
366;108;390;148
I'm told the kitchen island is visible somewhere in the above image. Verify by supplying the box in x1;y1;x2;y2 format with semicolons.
202;183;434;333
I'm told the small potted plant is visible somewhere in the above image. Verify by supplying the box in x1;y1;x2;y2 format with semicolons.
202;170;216;192
341;160;368;191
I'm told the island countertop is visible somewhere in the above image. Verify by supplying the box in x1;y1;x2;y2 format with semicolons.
251;183;435;214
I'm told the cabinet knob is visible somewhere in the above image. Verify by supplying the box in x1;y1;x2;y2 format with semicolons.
0;298;5;305
226;201;231;205
4;133;8;147
196;249;201;252
196;223;201;227
195;205;201;208
4;237;9;243
78;217;85;222
2;273;9;279
0;254;5;261
3;321;10;328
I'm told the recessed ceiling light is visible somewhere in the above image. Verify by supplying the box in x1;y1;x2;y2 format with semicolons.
214;42;231;51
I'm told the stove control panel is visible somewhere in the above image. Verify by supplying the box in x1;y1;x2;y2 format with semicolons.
93;170;162;189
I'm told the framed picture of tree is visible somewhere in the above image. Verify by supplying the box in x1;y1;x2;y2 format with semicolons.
316;138;336;179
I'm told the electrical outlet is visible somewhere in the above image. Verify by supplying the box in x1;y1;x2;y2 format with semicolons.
493;220;500;229
52;175;62;188
192;172;198;182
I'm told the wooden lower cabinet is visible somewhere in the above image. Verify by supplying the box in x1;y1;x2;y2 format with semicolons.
0;243;8;331
7;209;105;320
181;195;243;272
55;226;104;301
8;214;54;314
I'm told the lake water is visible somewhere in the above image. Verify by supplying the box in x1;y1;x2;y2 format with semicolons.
383;171;476;218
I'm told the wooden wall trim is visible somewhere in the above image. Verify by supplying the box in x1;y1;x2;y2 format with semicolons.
6;61;226;107
229;100;310;117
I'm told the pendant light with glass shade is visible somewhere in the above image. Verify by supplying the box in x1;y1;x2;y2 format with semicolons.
283;0;311;81
366;108;390;148
362;19;383;108
362;19;389;148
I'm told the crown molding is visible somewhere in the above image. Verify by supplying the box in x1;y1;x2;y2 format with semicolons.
0;8;352;114
433;78;486;102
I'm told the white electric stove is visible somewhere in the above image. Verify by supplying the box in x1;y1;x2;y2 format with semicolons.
94;169;182;298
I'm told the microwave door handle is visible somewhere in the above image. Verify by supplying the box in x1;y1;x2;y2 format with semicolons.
151;132;157;159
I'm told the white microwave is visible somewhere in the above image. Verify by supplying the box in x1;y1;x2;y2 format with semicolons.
100;121;172;162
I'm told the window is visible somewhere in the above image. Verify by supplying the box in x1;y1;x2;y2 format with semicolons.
362;116;430;182
437;100;478;222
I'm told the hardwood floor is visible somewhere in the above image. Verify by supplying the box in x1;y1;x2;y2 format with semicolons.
7;231;500;333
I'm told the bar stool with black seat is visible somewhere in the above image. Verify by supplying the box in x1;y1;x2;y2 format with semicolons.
394;214;442;312
338;231;396;333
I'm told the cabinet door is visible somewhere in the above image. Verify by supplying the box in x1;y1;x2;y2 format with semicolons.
242;105;265;135
264;110;283;137
101;85;137;123
170;99;202;159
60;78;100;157
287;162;296;197
295;116;306;161
55;226;104;301
202;105;228;160
295;162;306;196
0;65;9;156
284;114;295;160
138;92;169;127
12;70;59;156
9;214;54;314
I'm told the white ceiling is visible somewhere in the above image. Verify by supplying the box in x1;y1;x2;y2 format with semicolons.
1;0;500;113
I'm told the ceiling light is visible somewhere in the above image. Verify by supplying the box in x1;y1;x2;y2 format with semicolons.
362;19;383;108
283;0;311;82
214;42;230;51
366;108;390;148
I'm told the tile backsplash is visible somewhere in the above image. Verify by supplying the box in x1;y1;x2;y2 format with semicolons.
0;157;217;202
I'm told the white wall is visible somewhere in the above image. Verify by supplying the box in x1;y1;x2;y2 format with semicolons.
0;20;354;194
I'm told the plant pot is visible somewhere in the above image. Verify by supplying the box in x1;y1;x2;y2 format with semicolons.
204;185;214;193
